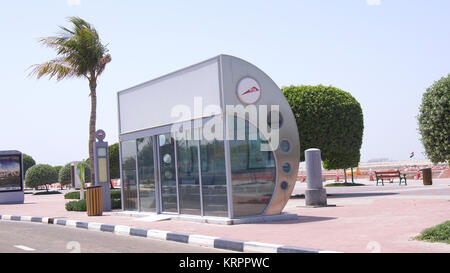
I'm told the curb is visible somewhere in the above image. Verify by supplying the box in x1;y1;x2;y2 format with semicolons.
0;214;337;253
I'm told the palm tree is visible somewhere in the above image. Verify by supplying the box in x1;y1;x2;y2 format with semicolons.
30;17;111;184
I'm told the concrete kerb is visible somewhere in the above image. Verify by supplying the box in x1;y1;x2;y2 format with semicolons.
0;214;337;253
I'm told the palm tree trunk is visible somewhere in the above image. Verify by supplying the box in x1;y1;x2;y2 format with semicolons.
89;79;97;185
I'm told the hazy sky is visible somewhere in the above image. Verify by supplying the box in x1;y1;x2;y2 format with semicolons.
0;0;449;166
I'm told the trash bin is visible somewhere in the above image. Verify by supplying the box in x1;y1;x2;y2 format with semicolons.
86;186;103;216
421;168;432;186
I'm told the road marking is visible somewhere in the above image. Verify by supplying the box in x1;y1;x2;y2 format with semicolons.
14;245;35;251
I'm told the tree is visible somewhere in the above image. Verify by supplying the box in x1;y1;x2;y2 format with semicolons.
109;143;120;179
22;153;36;176
53;165;63;176
58;163;72;187
418;74;450;163
25;164;58;191
58;161;91;188
282;85;364;171
30;17;111;184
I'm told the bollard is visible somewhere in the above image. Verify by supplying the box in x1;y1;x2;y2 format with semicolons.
305;148;327;207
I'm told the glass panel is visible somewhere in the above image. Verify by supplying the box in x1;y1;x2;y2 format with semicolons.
176;139;201;215
137;136;156;212
121;140;137;211
200;139;228;217
230;117;276;217
158;133;178;213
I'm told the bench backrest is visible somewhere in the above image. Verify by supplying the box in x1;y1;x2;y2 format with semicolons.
375;170;401;176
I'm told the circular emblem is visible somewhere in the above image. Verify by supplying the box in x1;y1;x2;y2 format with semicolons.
95;129;106;141
237;77;261;104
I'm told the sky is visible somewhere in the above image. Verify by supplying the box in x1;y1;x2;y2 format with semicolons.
0;0;449;166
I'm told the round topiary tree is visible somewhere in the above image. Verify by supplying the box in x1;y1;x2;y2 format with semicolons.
25;164;58;191
282;85;364;170
418;74;450;163
58;163;72;187
22;153;36;176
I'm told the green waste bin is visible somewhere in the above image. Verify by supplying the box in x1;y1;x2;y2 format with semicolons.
421;168;432;186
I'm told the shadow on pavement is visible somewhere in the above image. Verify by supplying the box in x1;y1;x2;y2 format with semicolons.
253;215;336;225
327;192;399;198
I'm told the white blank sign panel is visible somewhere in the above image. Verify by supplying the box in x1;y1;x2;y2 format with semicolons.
118;58;221;134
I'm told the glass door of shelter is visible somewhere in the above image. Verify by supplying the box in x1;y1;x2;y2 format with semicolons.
157;133;178;213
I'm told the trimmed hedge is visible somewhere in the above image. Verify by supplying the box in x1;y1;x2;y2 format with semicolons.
64;189;122;211
64;189;121;200
282;85;364;170
65;199;86;211
64;191;86;199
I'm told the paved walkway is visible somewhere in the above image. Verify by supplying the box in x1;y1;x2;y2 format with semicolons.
1;179;449;253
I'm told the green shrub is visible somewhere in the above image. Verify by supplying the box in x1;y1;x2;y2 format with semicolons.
64;191;86;199
282;85;364;170
110;189;121;199
418;74;450;163
415;221;450;244
112;198;122;209
65;199;87;211
25;164;58;191
64;188;121;211
64;190;121;201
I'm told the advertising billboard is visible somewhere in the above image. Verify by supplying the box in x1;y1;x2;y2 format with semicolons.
0;155;22;192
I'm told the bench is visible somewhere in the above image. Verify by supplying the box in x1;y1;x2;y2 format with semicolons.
375;170;407;186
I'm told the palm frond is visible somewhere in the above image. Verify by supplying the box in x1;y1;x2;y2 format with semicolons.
30;16;110;82
29;58;79;81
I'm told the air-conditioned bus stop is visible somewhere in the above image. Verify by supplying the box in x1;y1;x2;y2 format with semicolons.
117;55;299;223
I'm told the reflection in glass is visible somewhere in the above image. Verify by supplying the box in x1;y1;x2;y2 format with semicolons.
176;139;201;215
158;133;178;213
121;140;138;211
229;117;276;217
200;139;228;217
137;136;156;212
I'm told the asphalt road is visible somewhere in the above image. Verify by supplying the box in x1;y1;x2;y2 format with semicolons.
0;221;233;253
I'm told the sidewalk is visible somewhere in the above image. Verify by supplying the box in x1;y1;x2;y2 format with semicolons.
1;179;449;253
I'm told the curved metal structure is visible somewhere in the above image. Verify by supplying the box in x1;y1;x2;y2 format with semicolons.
117;55;300;218
219;55;300;215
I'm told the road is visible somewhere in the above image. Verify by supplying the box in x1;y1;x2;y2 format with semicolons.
0;221;233;253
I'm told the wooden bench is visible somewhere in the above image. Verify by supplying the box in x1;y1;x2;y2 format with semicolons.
375;170;407;186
